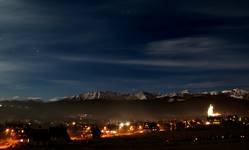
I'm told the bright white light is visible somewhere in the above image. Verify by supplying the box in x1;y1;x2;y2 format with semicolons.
125;122;130;126
207;104;221;117
119;123;124;128
207;104;214;116
205;121;210;125
111;130;117;134
72;122;76;126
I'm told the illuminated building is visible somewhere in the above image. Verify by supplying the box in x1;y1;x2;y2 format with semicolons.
207;104;221;117
206;104;222;125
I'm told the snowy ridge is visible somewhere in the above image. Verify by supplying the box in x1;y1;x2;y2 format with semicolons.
46;88;249;102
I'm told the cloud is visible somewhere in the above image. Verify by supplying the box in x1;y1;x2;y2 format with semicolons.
121;59;249;69
181;0;249;17
49;79;84;86
145;37;224;54
11;96;20;100
0;61;24;72
0;96;42;101
48;96;69;102
57;54;249;70
184;81;225;89
27;97;42;101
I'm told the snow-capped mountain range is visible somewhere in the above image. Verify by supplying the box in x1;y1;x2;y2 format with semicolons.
1;88;248;102
57;88;249;102
75;91;156;101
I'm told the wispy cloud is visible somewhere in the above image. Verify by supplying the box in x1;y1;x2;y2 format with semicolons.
184;81;225;89
145;37;224;55
119;59;249;69
57;54;249;70
49;79;85;86
48;97;65;102
0;61;25;72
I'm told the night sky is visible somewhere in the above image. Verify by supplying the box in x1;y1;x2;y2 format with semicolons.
0;0;249;100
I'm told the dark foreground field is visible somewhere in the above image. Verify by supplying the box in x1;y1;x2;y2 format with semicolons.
49;142;249;150
15;133;249;150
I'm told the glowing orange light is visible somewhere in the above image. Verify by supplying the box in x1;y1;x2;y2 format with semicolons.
5;129;9;134
129;126;134;131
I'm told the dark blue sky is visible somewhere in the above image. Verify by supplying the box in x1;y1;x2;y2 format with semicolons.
0;0;249;100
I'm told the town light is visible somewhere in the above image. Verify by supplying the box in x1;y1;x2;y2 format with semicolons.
119;123;124;128
125;122;130;126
